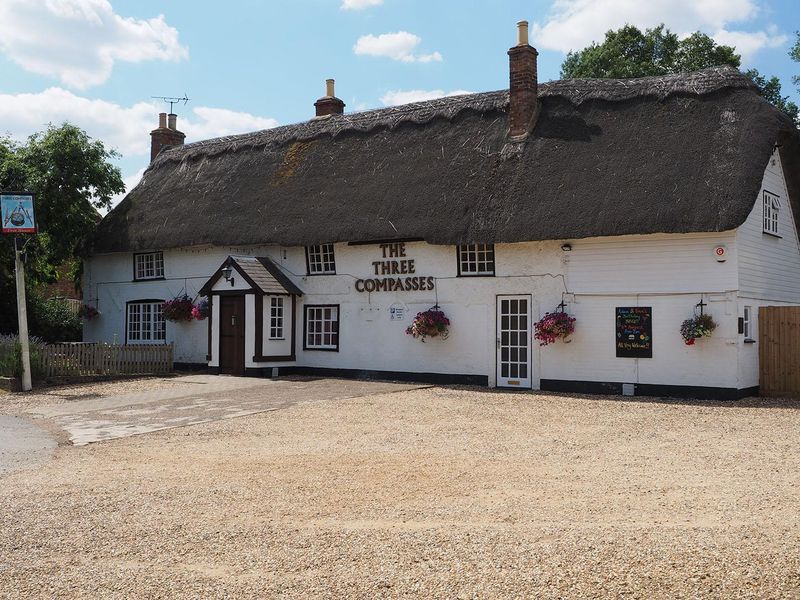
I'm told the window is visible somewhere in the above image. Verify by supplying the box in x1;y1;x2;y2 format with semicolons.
269;297;285;340
127;301;166;343
763;191;781;236
743;305;753;340
458;244;495;276
306;244;336;275
304;305;339;350
134;252;164;280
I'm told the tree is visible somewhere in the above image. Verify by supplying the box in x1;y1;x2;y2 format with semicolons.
0;123;124;336
791;31;800;90
561;24;798;126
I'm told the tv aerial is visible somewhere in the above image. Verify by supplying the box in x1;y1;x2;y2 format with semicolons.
152;94;191;113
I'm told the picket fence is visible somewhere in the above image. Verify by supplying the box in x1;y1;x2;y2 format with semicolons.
38;343;173;377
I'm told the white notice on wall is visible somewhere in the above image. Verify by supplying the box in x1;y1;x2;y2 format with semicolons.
389;303;406;321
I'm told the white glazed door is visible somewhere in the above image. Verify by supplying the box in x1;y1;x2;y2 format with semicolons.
496;295;532;388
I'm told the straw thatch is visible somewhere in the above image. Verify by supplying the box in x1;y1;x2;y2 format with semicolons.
90;67;799;253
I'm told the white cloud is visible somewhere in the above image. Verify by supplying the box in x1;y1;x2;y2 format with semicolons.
531;0;785;63
341;0;383;9
354;32;443;63
0;0;188;89
380;89;472;106
0;87;278;158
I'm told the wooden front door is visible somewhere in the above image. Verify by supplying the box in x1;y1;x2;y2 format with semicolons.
219;295;246;376
496;295;532;388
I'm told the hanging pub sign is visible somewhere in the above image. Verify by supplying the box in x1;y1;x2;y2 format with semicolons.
616;306;653;358
1;193;37;234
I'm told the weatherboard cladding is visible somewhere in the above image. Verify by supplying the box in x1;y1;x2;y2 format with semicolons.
90;67;800;254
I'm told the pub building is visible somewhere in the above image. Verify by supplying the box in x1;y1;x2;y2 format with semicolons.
83;22;800;400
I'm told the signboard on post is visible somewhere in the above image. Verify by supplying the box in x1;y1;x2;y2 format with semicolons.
1;193;37;234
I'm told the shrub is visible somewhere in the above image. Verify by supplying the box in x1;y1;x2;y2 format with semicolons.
27;295;82;343
0;334;45;379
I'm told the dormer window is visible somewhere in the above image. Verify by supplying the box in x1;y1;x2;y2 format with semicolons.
134;251;164;280
763;191;781;236
306;244;336;275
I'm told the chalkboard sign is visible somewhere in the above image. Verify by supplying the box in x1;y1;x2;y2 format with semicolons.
616;307;653;358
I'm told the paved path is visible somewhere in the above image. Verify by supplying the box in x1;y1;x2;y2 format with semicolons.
26;375;425;446
0;415;57;476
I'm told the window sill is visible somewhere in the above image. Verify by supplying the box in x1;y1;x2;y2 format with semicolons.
303;347;339;352
762;231;782;239
744;338;756;344
306;272;337;277
457;272;496;277
132;277;166;282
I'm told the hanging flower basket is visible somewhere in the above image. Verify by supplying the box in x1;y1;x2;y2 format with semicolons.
78;304;100;321
192;298;210;321
161;294;195;322
405;308;450;342
534;311;576;346
680;313;716;346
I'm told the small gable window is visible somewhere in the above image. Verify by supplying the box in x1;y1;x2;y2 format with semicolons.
269;297;285;340
306;244;336;275
127;301;166;344
458;244;495;276
763;191;781;236
134;251;164;280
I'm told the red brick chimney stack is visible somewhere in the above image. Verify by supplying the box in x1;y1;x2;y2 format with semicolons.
314;79;345;117
507;21;539;139
150;111;186;162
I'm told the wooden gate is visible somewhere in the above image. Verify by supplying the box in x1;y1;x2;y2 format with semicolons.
759;306;800;397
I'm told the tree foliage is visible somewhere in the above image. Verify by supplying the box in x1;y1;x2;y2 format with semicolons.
561;24;798;126
0;123;124;337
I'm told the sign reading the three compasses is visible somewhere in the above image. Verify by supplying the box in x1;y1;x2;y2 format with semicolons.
1;193;37;234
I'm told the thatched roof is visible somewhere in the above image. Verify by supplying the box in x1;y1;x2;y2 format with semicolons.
90;67;800;254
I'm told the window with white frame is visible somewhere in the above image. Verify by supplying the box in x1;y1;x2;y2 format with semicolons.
269;297;285;339
127;301;166;343
743;305;753;339
305;305;339;350
763;191;781;236
306;244;336;275
458;244;495;276
134;251;164;280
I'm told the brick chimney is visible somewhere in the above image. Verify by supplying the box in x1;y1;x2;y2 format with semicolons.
150;112;186;162
314;79;345;117
507;21;539;140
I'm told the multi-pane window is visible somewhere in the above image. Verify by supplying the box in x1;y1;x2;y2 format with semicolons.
127;301;166;343
743;305;753;339
458;244;495;276
269;297;285;339
305;305;339;350
763;191;780;236
306;244;336;275
134;252;164;280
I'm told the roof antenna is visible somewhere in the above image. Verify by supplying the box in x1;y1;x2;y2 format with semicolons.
152;93;191;114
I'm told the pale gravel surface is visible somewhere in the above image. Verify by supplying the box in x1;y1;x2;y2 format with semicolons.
1;384;799;598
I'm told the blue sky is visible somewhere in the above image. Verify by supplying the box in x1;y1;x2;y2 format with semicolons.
0;0;798;205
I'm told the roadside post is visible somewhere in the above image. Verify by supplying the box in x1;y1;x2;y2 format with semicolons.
2;192;37;392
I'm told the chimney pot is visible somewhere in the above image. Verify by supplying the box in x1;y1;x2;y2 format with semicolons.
150;112;186;162
516;20;529;46
507;21;539;140
314;78;345;117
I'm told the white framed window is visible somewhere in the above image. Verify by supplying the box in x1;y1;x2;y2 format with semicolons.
269;297;285;340
304;305;339;350
763;191;781;236
134;251;164;280
743;305;753;339
458;244;495;276
127;301;166;344
306;244;336;275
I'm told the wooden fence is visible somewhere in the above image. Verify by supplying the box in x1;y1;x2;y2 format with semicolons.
38;343;173;378
759;306;800;397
